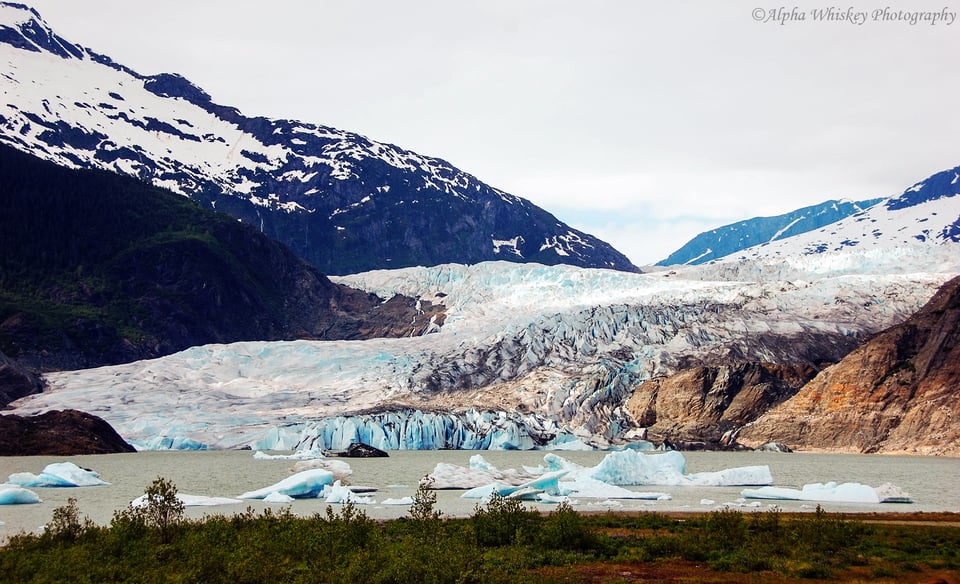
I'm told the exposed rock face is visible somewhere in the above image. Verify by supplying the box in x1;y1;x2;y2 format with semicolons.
625;362;818;447
0;409;136;455
0;349;43;407
739;275;960;455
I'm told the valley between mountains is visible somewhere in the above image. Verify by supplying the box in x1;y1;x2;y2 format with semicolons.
1;2;959;456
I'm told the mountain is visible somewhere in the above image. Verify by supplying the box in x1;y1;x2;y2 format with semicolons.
738;274;960;456
0;3;636;275
0;143;444;375
658;198;882;266
717;164;960;263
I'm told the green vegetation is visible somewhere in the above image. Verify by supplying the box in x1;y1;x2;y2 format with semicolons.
1;478;958;583
0;144;326;369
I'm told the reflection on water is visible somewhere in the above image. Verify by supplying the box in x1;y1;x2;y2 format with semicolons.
1;450;958;539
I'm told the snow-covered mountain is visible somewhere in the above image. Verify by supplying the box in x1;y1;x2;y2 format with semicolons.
658;198;882;266
10;248;959;451
714;165;960;263
0;3;636;275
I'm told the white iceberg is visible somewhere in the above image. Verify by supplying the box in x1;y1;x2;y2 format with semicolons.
0;485;42;505
380;497;414;505
8;462;109;487
560;476;670;500
461;470;569;499
253;449;324;460
263;492;295;504
238;469;334;499
132;494;241;508
428;455;537;489
741;481;912;504
290;459;353;483
324;481;375;504
575;450;772;487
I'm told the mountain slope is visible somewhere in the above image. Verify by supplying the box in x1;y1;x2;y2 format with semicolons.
658;198;882;266
0;144;444;373
738;274;960;455
719;164;960;262
0;3;637;275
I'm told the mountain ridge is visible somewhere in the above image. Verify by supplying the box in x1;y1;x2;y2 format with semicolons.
0;2;637;275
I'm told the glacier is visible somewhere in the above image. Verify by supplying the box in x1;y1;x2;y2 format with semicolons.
8;245;960;451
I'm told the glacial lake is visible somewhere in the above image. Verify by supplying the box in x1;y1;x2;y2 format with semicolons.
2;450;958;539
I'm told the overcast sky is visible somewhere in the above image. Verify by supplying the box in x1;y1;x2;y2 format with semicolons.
25;0;960;265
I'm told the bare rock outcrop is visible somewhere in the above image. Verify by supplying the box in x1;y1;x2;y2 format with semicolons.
0;349;43;408
739;275;960;455
625;362;818;447
0;409;136;455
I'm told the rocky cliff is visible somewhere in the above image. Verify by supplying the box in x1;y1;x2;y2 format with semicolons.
625;362;818;448
0;409;135;455
0;349;43;407
738;275;960;455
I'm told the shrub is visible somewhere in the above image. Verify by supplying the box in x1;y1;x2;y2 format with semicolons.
45;498;95;543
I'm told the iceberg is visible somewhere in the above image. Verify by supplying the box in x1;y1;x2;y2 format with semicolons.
461;470;569;499
587;450;687;485
132;494;242;508
324;481;375;505
427;454;536;489
263;492;295;504
0;485;42;505
290;459;353;483
741;481;912;504
238;469;334;500
253;449;324;460
7;462;109;487
560;476;670;500
380;496;414;505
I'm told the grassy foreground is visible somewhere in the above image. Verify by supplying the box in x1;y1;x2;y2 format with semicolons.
1;479;958;583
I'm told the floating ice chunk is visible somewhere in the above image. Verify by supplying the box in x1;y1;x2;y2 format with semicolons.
253;449;324;460
0;485;42;504
8;462;109;487
324;481;375;504
461;470;569;499
132;494;241;507
536;493;576;505
586;450;687;485
582;450;771;486
561;476;669;500
263;492;295;504
428;459;534;489
291;459;353;482
238;469;334;499
741;481;912;504
700;499;715;505
380;497;414;505
686;465;773;486
874;482;913;503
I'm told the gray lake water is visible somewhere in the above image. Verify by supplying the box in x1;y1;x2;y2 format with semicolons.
2;450;958;539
